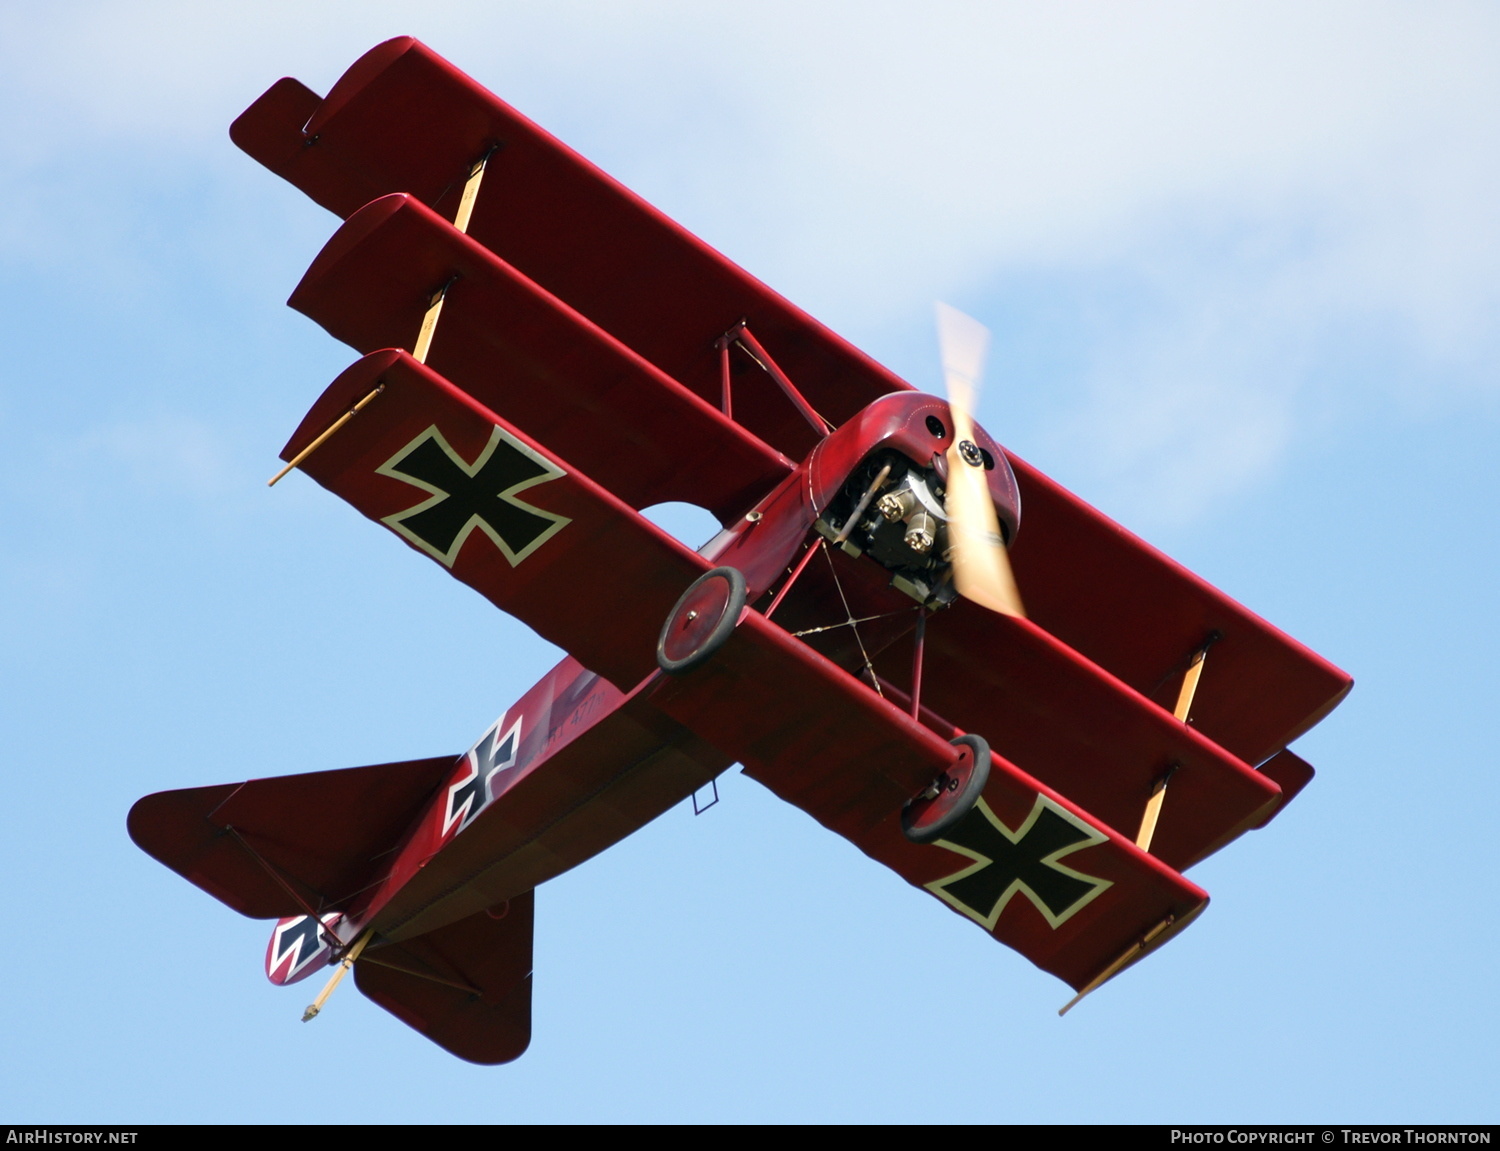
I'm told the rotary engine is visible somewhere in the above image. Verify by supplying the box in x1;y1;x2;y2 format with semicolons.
817;451;960;608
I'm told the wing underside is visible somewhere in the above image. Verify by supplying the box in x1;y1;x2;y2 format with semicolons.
645;611;1210;992
239;34;1349;774
225;37;1352;999
355;892;535;1066
284;349;709;692
283;346;1208;990
286;192;792;525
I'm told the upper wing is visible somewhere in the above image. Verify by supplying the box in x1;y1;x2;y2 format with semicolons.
1006;458;1352;767
232;36;900;459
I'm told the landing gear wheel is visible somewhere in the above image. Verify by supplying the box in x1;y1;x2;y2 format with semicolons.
657;566;748;675
901;733;991;844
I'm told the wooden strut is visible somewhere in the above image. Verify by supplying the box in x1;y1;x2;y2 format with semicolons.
1058;915;1174;1016
410;148;490;366
1133;764;1178;852
302;927;375;1022
273;146;492;488
267;384;385;487
1133;638;1216;852
411;280;453;365
1173;645;1209;723
451;147;495;236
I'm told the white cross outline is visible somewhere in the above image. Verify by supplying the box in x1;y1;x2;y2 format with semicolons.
377;424;571;569
441;715;524;839
925;795;1113;932
266;911;343;982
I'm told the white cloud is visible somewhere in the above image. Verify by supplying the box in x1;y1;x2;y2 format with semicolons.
3;1;1497;525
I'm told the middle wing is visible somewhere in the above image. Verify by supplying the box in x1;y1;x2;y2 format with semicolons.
287;192;792;526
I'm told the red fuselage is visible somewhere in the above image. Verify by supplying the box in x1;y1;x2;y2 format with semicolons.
337;391;1018;946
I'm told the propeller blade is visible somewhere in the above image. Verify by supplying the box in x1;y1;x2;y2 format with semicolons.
936;302;1025;619
936;301;989;423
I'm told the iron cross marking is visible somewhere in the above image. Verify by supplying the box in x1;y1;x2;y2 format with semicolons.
926;796;1112;931
269;914;334;980
378;425;569;568
443;718;522;838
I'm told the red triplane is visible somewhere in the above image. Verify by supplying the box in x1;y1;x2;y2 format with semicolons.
129;38;1351;1064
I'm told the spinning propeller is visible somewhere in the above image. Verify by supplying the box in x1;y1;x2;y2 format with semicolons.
936;302;1025;619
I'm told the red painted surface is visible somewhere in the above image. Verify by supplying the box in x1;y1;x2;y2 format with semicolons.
127;38;1355;1063
233;34;1348;765
290;193;792;525
284;350;710;691
230;38;900;459
355;891;535;1064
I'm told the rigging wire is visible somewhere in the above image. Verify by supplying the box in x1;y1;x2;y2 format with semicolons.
821;545;884;697
789;606;919;639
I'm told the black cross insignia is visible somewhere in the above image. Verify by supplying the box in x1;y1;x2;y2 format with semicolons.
926;796;1112;931
378;425;569;568
443;717;522;837
268;913;334;981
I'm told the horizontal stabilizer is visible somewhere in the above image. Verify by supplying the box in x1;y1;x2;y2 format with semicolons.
127;755;455;918
355;891;534;1065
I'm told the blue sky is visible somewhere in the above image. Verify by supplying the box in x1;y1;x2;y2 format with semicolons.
1;2;1496;1123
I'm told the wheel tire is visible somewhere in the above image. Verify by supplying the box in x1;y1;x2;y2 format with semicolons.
657;566;748;676
901;733;992;844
